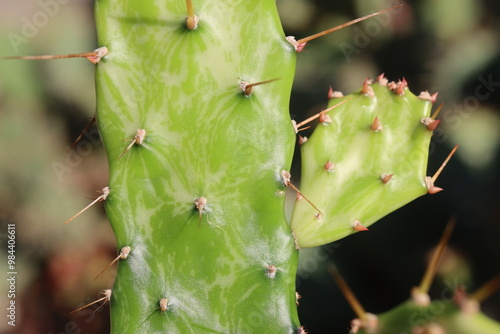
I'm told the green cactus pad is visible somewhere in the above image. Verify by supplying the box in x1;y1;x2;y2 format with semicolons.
94;0;299;332
291;78;435;248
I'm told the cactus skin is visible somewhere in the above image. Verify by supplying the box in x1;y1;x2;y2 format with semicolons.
94;0;299;332
291;79;433;248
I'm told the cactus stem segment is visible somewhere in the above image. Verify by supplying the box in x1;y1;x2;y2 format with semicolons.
414;217;456;304
185;0;199;30
380;173;393;184
371;116;382;132
288;4;404;52
3;47;108;64
352;220;369;232
327;263;375;328
67;116;96;153
64;187;110;224
118;129;146;160
69;289;112;315
294;99;351;131
282;170;323;216
94;246;131;281
194;197;208;227
239;78;279;96
266;264;278;279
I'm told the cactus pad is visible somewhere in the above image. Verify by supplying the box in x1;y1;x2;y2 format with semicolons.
291;78;435;248
94;0;300;332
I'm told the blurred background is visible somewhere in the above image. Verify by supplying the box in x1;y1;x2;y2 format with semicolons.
0;0;499;333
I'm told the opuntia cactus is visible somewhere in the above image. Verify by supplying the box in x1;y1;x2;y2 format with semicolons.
4;0;499;333
291;77;437;248
89;1;450;332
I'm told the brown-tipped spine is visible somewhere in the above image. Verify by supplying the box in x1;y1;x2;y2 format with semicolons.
291;4;404;52
3;46;108;64
185;0;199;30
64;187;110;225
69;289;112;315
94;246;131;281
239;78;279;96
281;170;323;216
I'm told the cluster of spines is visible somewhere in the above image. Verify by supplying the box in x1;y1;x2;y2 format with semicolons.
290;74;458;248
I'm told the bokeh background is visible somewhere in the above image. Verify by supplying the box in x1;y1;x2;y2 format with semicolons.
0;0;499;333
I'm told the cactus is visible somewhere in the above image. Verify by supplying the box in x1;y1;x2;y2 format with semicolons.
89;1;452;332
291;77;437;248
3;0;499;333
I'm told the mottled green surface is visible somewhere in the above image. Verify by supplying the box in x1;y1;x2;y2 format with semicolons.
291;82;432;248
94;0;299;332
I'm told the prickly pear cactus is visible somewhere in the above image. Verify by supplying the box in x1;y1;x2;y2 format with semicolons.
89;0;449;332
94;0;299;332
14;0;492;332
291;77;436;248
